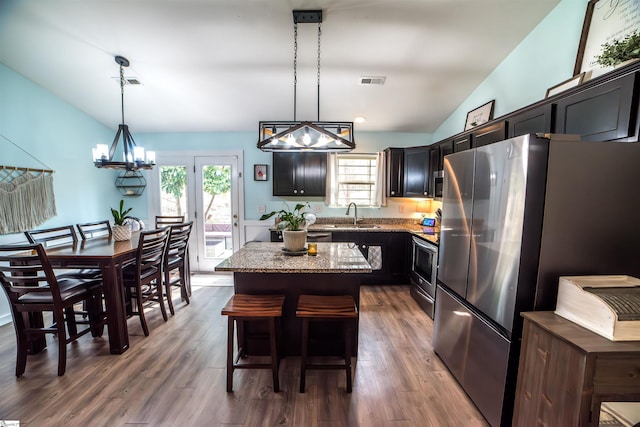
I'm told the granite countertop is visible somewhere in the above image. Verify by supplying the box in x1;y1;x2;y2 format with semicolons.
307;222;440;245
215;241;372;273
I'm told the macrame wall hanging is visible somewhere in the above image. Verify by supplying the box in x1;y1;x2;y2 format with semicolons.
0;134;57;234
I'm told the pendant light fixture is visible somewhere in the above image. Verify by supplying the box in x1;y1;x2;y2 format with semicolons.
92;56;155;170
257;10;355;152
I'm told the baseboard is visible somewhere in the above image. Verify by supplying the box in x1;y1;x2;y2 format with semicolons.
0;313;12;327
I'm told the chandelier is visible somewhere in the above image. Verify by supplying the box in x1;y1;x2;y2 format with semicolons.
92;56;155;170
257;10;355;152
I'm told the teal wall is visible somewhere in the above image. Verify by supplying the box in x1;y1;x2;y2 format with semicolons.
433;0;588;140
0;64;121;245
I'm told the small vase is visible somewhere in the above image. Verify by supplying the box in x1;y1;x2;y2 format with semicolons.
113;224;132;241
282;230;307;251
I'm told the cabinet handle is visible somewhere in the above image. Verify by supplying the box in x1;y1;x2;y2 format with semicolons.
391;191;395;195
293;189;298;194
424;192;427;195
300;189;304;194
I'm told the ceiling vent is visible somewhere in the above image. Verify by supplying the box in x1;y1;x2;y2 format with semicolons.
359;76;386;85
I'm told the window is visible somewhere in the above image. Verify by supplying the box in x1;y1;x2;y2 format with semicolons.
327;153;386;207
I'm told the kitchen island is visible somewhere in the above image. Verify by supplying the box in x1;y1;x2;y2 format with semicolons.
215;242;371;356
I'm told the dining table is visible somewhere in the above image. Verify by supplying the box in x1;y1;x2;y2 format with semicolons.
44;232;140;354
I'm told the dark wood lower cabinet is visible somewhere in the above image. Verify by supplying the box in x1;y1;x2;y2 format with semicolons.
332;231;409;285
513;312;640;427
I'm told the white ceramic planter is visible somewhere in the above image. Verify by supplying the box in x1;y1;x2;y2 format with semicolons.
282;230;307;251
113;224;132;241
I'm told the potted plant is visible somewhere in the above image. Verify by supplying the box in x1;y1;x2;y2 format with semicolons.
111;199;133;241
260;202;314;251
595;31;640;69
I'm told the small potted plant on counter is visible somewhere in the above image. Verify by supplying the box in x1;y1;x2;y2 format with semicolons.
260;202;315;252
111;199;133;241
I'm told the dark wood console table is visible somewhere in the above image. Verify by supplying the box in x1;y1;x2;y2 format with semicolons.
513;311;640;426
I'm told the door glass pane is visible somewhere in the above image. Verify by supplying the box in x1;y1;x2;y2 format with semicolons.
202;165;232;261
159;166;188;218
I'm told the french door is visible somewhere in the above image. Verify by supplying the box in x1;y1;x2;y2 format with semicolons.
149;152;243;272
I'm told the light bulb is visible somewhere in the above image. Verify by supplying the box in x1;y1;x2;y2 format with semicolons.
303;133;311;146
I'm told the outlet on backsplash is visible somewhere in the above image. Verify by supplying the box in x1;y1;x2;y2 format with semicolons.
399;205;405;213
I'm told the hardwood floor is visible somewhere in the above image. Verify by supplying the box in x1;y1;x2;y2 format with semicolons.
0;276;488;426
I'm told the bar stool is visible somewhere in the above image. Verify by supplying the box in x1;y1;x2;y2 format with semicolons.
296;294;358;393
221;294;285;393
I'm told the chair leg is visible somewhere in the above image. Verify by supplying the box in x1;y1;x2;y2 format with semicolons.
87;295;104;337
14;314;28;377
156;281;168;321
165;271;175;316
136;286;149;336
226;317;235;393
64;306;78;337
269;317;280;393
54;311;67;376
299;318;309;393
345;320;353;393
180;265;190;304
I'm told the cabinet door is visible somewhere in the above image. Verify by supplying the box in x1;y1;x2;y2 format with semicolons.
273;152;297;196
471;121;507;148
508;104;554;138
272;152;327;196
300;152;327;197
555;73;637;141
452;134;471;152
404;147;430;197
385;148;404;197
428;146;439;197
439;140;453;167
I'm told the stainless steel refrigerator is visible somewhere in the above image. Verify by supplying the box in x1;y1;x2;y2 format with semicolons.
433;134;640;427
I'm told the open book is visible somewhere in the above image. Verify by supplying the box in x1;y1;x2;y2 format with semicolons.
555;276;640;341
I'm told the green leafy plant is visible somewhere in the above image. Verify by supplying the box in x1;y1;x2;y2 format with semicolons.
259;202;310;231
111;199;133;226
595;31;640;67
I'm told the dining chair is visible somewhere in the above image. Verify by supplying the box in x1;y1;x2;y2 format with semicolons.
122;227;170;336
76;220;112;240
24;225;78;247
25;225;101;279
155;215;184;228
0;244;105;376
163;221;193;315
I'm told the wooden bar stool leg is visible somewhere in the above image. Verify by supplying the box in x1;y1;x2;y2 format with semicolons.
345;320;353;393
226;316;235;393
300;318;309;393
269;317;280;392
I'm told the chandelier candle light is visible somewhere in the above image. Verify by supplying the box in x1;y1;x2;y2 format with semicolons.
92;56;155;170
257;10;355;152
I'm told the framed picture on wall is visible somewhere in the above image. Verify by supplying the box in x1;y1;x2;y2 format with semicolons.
545;72;586;98
464;100;495;131
254;164;267;181
574;0;640;78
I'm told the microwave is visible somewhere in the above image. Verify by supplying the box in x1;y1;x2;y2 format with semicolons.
433;170;444;198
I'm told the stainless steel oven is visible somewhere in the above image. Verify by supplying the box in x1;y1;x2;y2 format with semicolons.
410;235;438;318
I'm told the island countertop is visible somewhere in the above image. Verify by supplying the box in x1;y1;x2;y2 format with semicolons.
215;241;372;273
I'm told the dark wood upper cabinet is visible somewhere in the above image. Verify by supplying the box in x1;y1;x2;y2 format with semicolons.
385;148;404;197
508;104;554;138
452;134;471;153
272;152;327;197
404;147;430;197
555;73;638;142
471;120;507;148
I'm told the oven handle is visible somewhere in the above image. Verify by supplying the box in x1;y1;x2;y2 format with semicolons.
412;236;438;254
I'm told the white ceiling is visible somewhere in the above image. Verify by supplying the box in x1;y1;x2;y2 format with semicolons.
0;0;560;134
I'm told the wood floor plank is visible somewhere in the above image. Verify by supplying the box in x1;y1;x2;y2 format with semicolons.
0;279;488;426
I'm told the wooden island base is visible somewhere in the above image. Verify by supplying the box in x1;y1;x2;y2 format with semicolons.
233;272;360;357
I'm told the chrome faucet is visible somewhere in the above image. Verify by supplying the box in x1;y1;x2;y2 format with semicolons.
345;202;358;225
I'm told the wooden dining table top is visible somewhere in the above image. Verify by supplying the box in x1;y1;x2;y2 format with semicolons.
44;232;140;260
